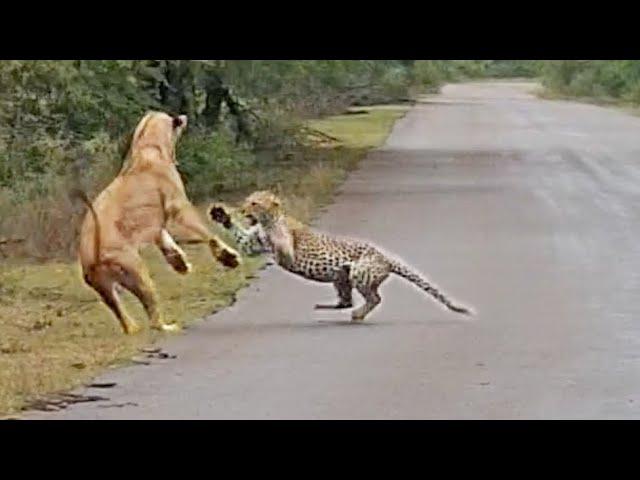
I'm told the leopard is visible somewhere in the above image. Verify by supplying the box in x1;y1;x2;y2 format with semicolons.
209;190;473;322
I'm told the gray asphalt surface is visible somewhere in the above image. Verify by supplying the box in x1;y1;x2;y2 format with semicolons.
28;81;640;419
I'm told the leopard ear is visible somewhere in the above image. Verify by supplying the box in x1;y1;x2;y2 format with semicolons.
268;190;280;204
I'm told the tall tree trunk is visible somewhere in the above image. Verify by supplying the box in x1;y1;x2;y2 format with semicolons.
222;88;252;145
202;73;225;128
159;61;197;119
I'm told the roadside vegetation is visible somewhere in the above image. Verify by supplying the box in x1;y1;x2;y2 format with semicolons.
537;61;640;106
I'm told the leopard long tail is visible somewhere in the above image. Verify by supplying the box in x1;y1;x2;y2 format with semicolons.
389;260;473;315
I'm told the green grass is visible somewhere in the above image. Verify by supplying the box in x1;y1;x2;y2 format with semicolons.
308;106;408;149
0;104;409;417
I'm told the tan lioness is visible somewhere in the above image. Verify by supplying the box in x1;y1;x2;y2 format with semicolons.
76;111;241;334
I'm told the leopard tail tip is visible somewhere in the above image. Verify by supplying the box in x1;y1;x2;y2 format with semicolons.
451;305;475;316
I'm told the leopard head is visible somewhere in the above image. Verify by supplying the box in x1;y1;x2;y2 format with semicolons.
240;190;283;226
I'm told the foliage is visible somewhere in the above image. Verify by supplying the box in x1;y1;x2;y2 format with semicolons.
540;61;640;102
0;60;423;257
0;60;546;259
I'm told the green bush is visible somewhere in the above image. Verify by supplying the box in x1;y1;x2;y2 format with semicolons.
411;61;447;91
177;129;257;199
541;61;640;102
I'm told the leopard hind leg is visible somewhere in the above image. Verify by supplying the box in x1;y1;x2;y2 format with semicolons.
314;264;353;310
350;254;391;322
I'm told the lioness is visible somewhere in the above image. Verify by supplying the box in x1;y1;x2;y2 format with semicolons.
77;111;241;334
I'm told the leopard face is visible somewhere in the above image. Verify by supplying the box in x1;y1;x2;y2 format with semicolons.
240;190;283;226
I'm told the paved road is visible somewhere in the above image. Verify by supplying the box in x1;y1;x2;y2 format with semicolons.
29;81;640;419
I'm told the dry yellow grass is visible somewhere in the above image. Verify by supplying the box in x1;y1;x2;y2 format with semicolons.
0;105;409;416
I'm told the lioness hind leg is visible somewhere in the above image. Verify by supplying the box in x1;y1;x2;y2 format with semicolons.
116;256;180;333
157;229;191;274
84;269;141;335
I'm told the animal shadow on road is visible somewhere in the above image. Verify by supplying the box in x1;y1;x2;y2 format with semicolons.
314;319;384;328
206;318;390;336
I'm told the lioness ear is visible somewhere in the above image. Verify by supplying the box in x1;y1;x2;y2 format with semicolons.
119;112;152;173
120;131;134;160
130;112;153;147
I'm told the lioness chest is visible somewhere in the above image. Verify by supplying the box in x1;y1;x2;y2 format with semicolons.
90;171;175;246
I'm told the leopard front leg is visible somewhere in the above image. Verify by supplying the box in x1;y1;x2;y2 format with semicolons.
209;203;270;257
314;265;353;310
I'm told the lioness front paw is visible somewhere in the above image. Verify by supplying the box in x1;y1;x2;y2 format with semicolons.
165;250;191;274
218;248;241;268
209;239;241;268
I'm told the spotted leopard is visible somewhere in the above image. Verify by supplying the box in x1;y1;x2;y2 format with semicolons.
210;190;473;322
209;203;271;256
